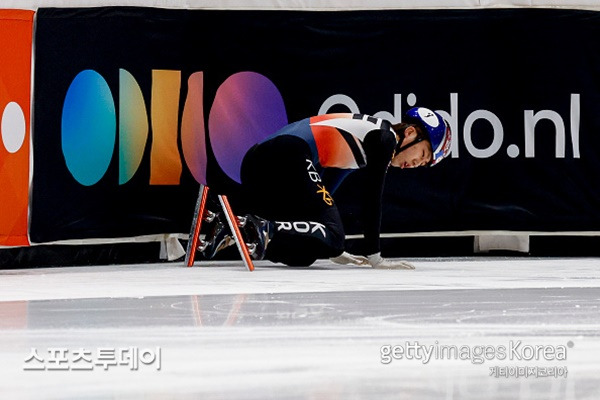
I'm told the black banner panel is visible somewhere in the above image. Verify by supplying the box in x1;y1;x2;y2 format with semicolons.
32;7;600;243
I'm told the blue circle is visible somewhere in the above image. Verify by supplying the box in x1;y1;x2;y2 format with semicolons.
62;70;116;186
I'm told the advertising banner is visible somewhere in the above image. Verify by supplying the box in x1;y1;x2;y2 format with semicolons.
31;7;600;243
0;10;33;246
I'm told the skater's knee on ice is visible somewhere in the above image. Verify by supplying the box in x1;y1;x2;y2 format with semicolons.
284;256;318;267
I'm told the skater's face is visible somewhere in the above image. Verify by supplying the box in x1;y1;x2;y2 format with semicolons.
390;126;433;169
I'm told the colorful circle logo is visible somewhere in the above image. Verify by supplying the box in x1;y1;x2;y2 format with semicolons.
62;70;116;186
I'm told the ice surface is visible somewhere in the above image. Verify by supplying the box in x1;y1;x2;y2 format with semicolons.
0;257;599;399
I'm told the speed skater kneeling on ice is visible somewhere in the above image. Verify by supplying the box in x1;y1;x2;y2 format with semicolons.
201;107;452;269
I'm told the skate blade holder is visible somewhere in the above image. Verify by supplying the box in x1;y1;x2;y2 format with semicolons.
236;216;248;227
196;216;248;253
196;236;240;255
204;210;218;223
185;185;255;271
245;243;257;256
196;240;209;253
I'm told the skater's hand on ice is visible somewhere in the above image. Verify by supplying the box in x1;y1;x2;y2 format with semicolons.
367;253;415;270
330;251;370;266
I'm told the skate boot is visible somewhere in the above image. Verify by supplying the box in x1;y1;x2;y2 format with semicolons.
199;212;235;259
241;215;271;260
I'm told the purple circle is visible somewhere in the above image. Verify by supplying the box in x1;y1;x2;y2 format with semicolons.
209;72;287;183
